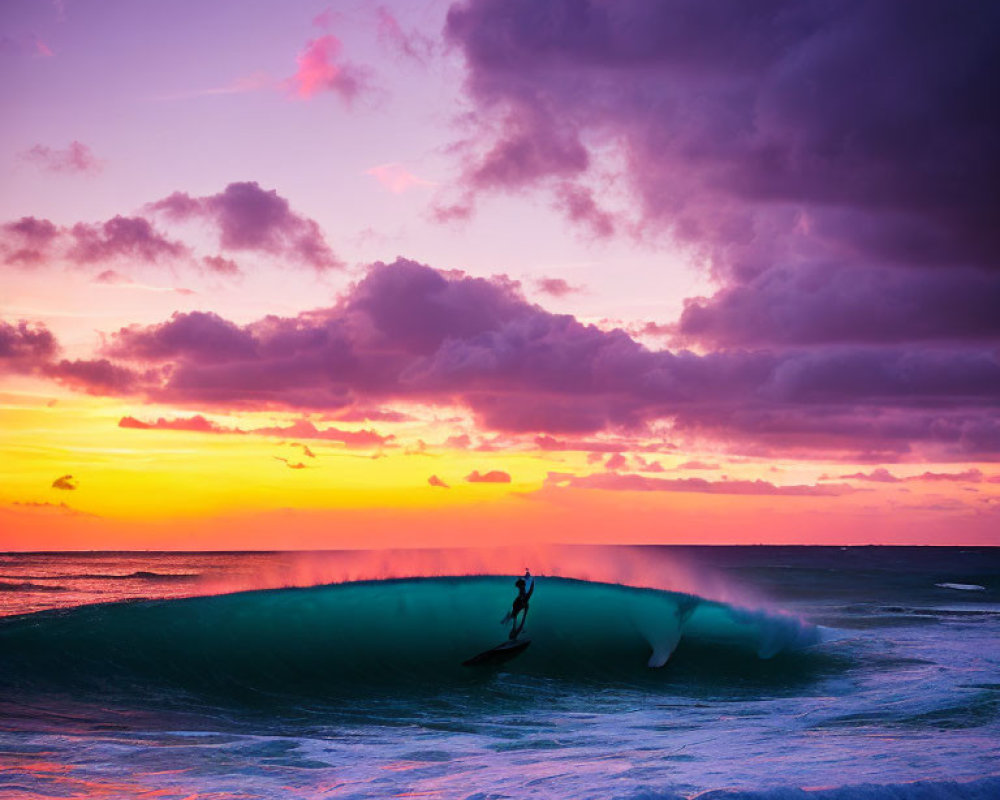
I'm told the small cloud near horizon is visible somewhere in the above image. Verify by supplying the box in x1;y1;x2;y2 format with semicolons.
535;277;582;298
466;469;511;483
51;474;78;490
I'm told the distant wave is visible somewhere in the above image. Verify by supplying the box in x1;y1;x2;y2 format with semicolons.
0;576;822;701
0;581;67;593
122;571;200;580
0;571;199;581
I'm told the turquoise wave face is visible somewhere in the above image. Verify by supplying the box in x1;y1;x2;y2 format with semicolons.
0;577;822;702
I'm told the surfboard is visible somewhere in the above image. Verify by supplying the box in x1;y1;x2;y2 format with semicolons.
462;637;531;667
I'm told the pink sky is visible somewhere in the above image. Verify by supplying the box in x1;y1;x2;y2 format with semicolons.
1;0;998;548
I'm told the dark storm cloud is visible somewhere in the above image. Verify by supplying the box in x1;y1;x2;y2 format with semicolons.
445;0;1000;350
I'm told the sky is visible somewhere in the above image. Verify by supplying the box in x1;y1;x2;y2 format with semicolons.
1;0;998;549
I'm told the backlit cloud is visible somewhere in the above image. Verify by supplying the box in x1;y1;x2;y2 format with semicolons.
291;35;366;102
27;258;1000;460
466;469;512;483
366;163;434;194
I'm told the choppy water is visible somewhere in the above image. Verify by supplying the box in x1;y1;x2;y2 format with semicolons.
1;547;998;799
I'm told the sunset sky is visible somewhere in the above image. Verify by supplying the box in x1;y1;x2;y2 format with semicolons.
2;0;998;549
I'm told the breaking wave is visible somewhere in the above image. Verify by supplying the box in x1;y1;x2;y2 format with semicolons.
0;576;821;702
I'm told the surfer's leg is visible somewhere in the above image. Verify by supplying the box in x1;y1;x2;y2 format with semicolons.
511;608;526;638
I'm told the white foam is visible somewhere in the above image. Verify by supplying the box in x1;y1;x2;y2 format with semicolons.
935;583;986;592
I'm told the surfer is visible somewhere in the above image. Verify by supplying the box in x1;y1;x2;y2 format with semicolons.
501;569;534;639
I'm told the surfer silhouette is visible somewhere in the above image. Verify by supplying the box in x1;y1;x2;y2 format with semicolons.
501;569;534;639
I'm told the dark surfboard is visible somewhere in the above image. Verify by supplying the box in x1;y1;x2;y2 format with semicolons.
462;637;531;667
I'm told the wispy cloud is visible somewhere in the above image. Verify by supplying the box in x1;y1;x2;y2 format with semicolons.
366;163;435;194
22;141;103;175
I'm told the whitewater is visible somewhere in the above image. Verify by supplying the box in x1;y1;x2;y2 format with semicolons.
0;547;998;799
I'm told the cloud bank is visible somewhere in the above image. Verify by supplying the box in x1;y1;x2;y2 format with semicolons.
6;254;996;460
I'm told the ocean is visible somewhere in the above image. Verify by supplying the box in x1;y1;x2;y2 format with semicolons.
0;547;998;799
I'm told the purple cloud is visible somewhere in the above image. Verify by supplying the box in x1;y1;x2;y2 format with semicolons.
675;264;1000;347
3;213;187;270
68;216;187;264
22;141;103;175
1;217;60;266
447;1;999;268
36;259;1000;458
107;311;257;364
46;359;141;395
149;182;340;270
428;474;450;489
445;0;1000;366
3;217;59;246
535;277;582;298
555;183;615;238
0;320;58;373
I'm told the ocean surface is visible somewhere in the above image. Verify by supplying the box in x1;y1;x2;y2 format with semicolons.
0;546;998;800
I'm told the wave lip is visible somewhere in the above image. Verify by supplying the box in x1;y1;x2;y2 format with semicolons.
0;576;821;700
